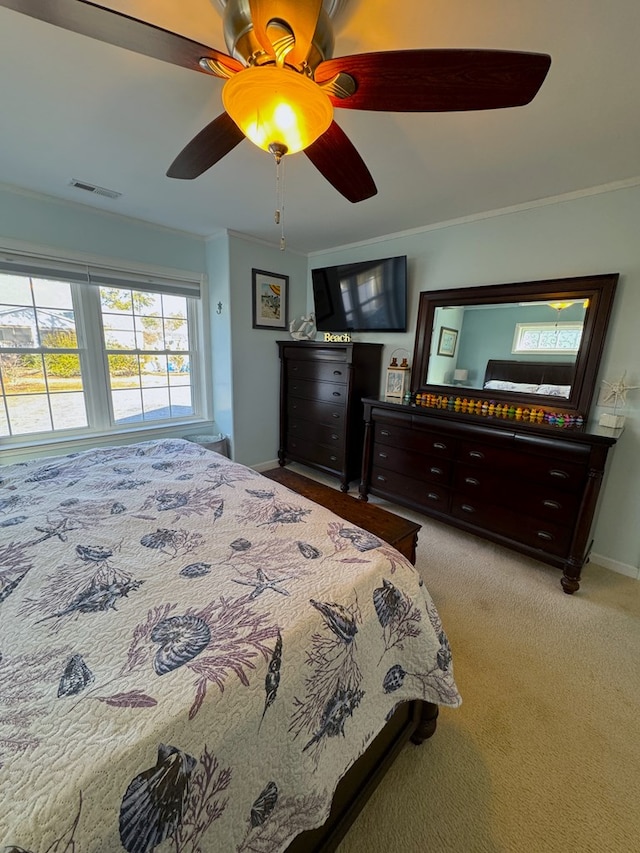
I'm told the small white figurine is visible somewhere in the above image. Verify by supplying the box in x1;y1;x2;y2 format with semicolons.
289;313;317;341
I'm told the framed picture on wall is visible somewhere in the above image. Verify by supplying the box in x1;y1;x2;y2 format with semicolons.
252;269;289;330
437;326;458;357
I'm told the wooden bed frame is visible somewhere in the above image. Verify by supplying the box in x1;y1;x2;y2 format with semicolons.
484;358;574;388
262;467;439;852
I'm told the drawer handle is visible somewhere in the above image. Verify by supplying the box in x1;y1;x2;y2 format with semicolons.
333;370;343;376
461;504;476;513
292;365;299;371
332;391;342;397
427;492;440;501
543;499;561;510
330;455;337;462
378;452;388;459
332;413;340;419
330;433;339;440
433;442;447;450
376;475;387;483
537;531;554;541
430;467;443;475
468;450;485;459
380;429;391;437
549;469;569;479
464;477;480;486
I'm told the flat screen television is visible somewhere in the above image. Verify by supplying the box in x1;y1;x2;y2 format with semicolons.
311;255;407;332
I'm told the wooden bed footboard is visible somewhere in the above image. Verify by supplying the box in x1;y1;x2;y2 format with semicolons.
286;700;438;853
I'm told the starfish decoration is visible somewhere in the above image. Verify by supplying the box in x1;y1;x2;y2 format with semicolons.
30;517;77;545
232;568;295;599
600;372;640;408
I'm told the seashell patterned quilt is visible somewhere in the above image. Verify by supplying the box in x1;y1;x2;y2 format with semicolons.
0;439;460;852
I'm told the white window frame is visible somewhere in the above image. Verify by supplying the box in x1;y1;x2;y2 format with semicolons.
0;246;210;455
512;321;583;355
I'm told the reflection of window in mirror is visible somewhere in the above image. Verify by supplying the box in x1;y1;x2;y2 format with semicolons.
513;322;583;354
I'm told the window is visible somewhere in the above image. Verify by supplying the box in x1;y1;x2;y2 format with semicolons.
0;251;205;443
512;322;583;355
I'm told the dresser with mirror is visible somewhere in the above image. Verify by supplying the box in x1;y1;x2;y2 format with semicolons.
359;273;620;593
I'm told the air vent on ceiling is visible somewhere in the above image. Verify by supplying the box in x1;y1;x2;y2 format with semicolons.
69;179;122;199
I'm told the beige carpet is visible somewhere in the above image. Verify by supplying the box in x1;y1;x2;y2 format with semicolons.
283;466;640;853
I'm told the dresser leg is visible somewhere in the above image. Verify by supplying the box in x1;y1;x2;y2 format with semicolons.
561;562;582;594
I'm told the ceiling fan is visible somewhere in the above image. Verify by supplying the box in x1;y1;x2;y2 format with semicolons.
1;0;551;203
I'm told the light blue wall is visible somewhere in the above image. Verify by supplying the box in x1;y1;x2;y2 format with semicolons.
227;234;308;466
0;184;206;273
307;185;640;574
206;233;234;449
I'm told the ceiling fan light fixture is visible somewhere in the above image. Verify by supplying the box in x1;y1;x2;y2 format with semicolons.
222;65;333;155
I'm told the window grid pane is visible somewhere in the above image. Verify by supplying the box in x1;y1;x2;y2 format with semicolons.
101;287;194;426
0;275;86;437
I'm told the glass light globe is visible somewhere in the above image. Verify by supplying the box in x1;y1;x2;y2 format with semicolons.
223;65;334;155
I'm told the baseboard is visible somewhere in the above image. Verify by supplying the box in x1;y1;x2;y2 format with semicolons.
253;458;281;473
588;553;639;580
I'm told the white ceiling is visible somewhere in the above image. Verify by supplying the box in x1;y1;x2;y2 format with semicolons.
1;0;639;255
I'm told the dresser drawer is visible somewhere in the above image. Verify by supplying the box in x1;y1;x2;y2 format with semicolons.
287;435;345;471
454;465;580;525
370;465;450;512
287;359;349;384
288;418;345;450
289;378;347;405
373;443;451;485
375;420;455;459
288;397;345;427
458;440;587;491
451;497;573;557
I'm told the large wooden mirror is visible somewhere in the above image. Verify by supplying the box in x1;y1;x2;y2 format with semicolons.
411;273;618;420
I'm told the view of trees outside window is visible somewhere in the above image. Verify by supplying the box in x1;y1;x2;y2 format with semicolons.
100;287;193;424
0;274;195;438
0;275;87;435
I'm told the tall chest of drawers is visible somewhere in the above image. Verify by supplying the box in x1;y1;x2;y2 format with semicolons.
277;341;383;490
359;398;618;592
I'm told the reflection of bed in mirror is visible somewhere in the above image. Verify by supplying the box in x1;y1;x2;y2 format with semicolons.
483;359;574;399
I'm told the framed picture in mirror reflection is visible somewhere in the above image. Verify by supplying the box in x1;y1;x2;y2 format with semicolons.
437;326;458;357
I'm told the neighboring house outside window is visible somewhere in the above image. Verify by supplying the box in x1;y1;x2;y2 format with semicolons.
0;250;206;446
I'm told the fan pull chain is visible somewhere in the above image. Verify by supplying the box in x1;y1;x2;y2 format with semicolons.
273;149;286;251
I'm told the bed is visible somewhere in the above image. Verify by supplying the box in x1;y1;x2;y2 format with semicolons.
0;439;460;852
483;358;575;398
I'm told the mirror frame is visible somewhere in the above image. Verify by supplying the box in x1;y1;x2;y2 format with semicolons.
411;273;618;420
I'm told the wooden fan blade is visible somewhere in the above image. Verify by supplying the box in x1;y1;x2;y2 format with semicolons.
0;0;243;77
304;122;377;203
316;49;551;112
167;113;245;180
249;0;323;66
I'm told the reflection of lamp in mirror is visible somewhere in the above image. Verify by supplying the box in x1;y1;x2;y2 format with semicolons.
453;369;468;385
